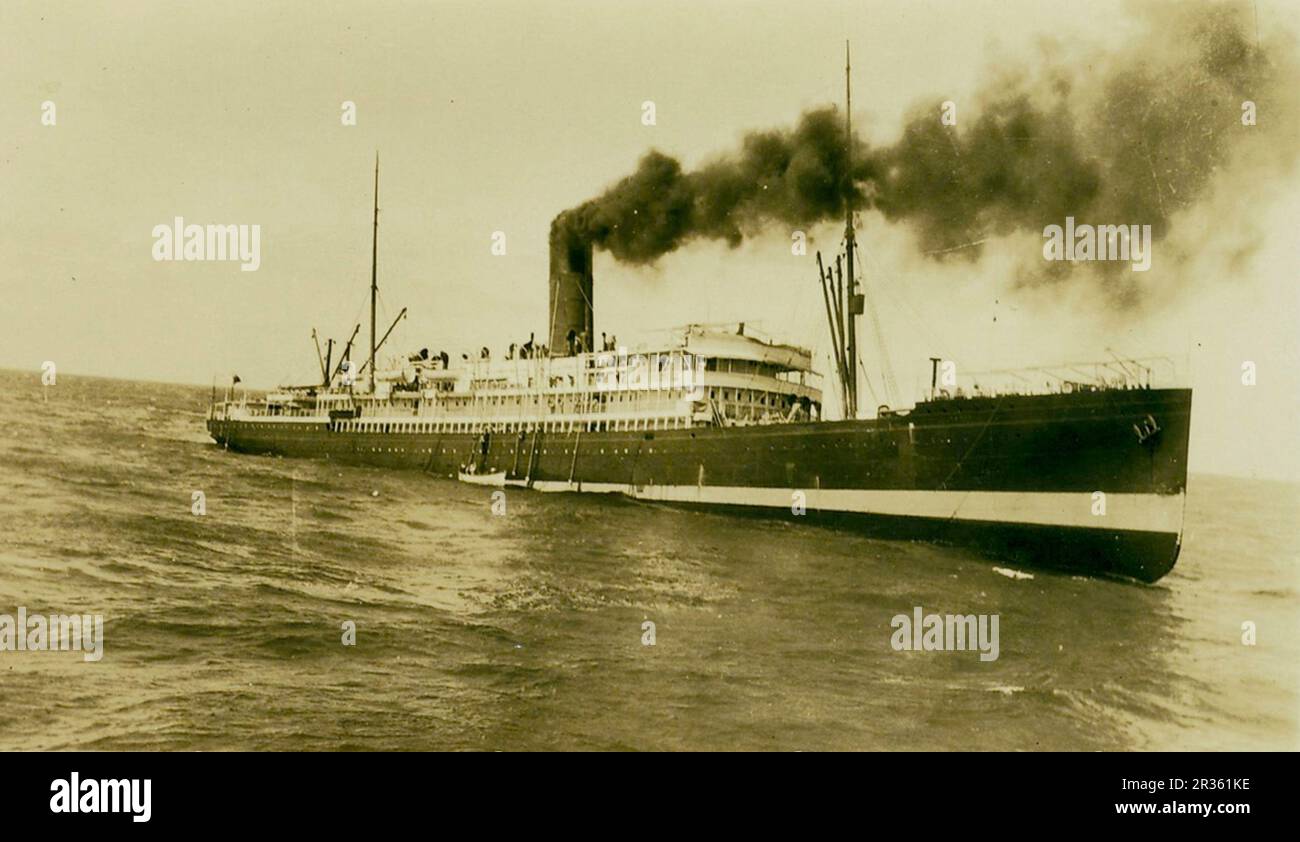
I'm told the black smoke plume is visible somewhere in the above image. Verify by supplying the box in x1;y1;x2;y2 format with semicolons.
553;106;866;265
553;1;1296;298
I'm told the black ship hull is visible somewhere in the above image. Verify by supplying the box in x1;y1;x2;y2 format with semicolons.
209;388;1191;582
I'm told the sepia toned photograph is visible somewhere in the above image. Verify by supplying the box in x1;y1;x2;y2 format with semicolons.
1;0;1297;784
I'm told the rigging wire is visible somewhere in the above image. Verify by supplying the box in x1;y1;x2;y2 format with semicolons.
856;351;879;410
846;235;898;406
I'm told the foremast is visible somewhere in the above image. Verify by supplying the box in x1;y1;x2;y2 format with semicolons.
369;152;380;395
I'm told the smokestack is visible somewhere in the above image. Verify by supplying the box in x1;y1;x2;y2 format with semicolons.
548;217;593;355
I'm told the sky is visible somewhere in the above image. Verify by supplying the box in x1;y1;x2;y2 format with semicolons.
1;0;1297;481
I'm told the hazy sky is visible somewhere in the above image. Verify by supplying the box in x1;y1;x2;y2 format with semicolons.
2;0;1297;480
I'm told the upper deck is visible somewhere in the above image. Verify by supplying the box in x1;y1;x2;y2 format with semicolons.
211;324;824;433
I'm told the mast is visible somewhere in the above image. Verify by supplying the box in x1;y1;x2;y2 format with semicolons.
843;40;859;419
312;329;326;383
369;152;380;394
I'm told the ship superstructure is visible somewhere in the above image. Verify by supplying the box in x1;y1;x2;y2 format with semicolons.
221;322;822;438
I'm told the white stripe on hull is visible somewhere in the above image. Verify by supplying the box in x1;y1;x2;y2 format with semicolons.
529;481;1185;534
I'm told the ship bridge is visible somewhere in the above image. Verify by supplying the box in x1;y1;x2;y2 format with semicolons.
678;323;814;373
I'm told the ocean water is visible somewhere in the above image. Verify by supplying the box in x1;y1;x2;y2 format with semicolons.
0;369;1295;751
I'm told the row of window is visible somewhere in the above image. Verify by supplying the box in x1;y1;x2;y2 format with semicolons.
233;422;309;430
709;386;791;405
333;416;695;435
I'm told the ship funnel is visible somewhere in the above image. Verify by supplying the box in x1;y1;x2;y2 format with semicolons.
548;221;593;355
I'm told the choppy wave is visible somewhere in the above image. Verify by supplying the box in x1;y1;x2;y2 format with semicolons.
0;369;1296;750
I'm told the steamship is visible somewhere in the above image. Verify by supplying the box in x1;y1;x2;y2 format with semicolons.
209;144;1191;584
